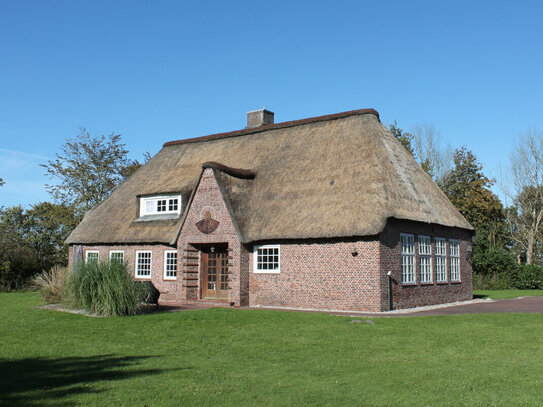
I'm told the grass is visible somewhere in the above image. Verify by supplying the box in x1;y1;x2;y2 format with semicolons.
473;289;543;299
65;261;153;316
2;292;543;406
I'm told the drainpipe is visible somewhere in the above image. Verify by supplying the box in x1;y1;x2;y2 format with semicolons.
387;271;393;311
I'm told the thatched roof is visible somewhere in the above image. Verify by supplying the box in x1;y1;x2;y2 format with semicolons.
66;109;473;245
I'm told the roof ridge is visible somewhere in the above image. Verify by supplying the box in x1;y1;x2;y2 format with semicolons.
163;108;379;147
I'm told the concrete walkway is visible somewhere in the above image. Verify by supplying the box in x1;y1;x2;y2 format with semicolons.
386;295;543;317
158;296;543;317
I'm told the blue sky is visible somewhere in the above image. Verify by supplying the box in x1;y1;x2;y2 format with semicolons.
1;0;542;207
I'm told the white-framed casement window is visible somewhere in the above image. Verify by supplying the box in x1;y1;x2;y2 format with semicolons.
400;234;415;284
418;235;432;283
254;245;280;273
435;238;447;282
135;251;152;278
139;195;182;217
164;250;177;280
85;250;99;263
109;250;124;264
450;239;461;282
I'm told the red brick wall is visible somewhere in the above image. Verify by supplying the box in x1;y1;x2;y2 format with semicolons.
380;218;473;310
68;243;179;294
248;238;383;312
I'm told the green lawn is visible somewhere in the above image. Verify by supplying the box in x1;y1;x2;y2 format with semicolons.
2;293;543;406
473;289;543;299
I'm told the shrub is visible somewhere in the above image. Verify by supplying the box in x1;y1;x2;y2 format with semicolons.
513;264;543;289
65;261;149;316
472;247;518;276
473;272;513;290
138;280;160;305
32;266;70;303
0;243;40;291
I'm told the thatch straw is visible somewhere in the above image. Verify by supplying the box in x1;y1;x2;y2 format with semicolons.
66;109;473;245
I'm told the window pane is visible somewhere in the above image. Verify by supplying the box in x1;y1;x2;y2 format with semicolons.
256;246;280;272
137;252;152;277
168;199;178;211
86;252;99;263
110;252;123;263
157;200;167;212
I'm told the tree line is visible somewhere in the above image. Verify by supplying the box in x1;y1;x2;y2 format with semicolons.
1;123;543;290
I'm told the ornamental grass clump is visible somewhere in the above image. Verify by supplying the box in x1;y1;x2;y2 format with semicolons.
32;265;70;304
66;260;149;316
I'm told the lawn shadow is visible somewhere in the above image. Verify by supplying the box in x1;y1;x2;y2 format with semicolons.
0;354;164;406
473;294;489;299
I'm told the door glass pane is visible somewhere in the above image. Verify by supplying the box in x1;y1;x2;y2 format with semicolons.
220;254;228;290
207;253;217;290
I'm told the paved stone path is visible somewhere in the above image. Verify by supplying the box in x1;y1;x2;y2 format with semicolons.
393;296;543;317
158;296;543;317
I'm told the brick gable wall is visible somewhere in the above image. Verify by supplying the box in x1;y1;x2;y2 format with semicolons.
176;168;246;305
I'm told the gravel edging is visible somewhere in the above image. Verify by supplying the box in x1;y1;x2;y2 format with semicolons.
36;304;102;317
35;303;158;317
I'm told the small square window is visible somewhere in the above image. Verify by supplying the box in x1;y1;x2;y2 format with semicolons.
86;250;99;263
110;251;124;264
254;245;280;273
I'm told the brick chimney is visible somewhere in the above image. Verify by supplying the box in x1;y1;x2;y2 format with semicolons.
246;108;274;128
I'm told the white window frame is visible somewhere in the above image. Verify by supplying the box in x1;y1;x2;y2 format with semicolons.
109;250;124;263
435;238;447;283
419;235;432;284
253;244;281;274
85;250;99;263
164;250;178;280
135;250;152;278
139;195;182;217
400;234;415;284
450;239;461;282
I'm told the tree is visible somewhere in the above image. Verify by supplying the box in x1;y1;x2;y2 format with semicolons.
505;129;543;264
25;202;79;269
0;178;5;186
441;147;506;249
389;121;415;156
119;152;151;179
412;124;452;184
0;206;39;290
0;203;78;290
41;128;144;217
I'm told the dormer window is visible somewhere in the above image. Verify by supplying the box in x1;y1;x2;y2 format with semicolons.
140;195;182;217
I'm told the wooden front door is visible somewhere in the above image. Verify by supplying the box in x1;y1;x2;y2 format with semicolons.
201;247;229;300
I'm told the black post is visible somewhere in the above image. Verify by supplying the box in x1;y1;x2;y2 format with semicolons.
387;272;393;311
